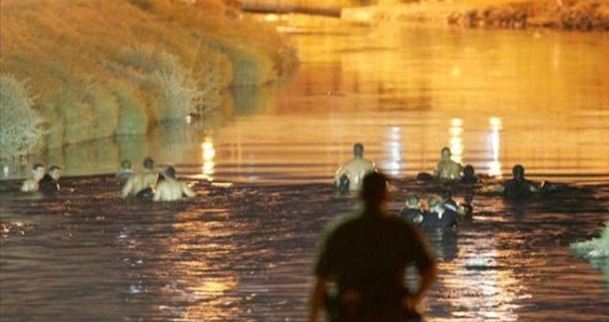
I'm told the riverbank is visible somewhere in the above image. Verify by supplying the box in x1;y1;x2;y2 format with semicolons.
341;0;609;31
449;0;609;31
0;0;297;159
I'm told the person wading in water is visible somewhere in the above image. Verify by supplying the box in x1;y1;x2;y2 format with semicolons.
309;172;437;322
335;143;376;192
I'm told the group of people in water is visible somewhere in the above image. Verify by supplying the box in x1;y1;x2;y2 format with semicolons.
310;143;556;322
117;157;196;202
334;143;548;229
17;142;583;322
20;163;62;195
20;157;194;202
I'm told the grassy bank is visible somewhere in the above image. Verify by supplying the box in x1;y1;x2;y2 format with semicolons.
0;0;297;159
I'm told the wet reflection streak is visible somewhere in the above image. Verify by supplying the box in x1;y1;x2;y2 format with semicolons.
489;117;503;177
450;118;464;164
202;136;216;181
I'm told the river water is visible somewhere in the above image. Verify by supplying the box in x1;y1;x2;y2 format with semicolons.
1;18;609;321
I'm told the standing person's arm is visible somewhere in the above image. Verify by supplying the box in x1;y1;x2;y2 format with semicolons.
432;162;442;178
182;183;196;198
404;225;437;309
308;277;328;322
121;178;133;198
456;163;464;179
335;166;346;187
408;262;437;308
309;224;337;322
21;180;33;192
153;185;162;202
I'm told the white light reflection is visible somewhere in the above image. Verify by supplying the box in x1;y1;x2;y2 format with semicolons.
201;136;216;181
450;118;464;164
383;126;402;177
264;13;279;22
489;117;503;178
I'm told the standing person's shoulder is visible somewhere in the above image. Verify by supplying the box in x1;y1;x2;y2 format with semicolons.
313;212;361;278
322;212;360;237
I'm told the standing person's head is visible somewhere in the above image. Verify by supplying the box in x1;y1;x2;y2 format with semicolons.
163;166;177;180
143;157;155;170
32;163;45;181
360;172;388;211
121;160;132;170
48;166;61;181
440;147;452;161
353;143;364;158
512;164;525;180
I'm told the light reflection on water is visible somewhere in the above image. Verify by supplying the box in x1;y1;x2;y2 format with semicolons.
201;136;216;181
1;178;608;321
2;22;609;184
382;126;403;176
489;117;503;178
449;118;464;165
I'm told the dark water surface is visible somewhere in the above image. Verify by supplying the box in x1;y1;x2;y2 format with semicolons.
2;19;609;321
1;177;608;321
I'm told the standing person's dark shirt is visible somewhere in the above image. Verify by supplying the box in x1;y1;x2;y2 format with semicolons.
314;210;435;319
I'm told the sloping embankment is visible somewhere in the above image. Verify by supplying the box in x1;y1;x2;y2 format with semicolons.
0;0;297;156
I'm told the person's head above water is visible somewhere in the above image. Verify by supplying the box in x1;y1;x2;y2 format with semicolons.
143;157;154;170
428;195;443;209
512;164;525;180
360;172;388;211
440;147;452;161
48;165;61;181
406;195;421;209
121;160;132;170
353;143;364;158
441;189;453;201
32;163;45;181
163;166;177;180
463;165;475;178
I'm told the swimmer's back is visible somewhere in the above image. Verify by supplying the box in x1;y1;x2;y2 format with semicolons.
153;179;194;202
122;171;158;198
336;158;375;190
20;179;39;192
435;160;462;180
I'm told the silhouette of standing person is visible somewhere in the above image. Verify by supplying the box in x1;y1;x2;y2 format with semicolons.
309;172;437;322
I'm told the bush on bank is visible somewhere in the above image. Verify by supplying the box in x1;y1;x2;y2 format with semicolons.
0;75;45;159
0;0;298;160
570;221;609;259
